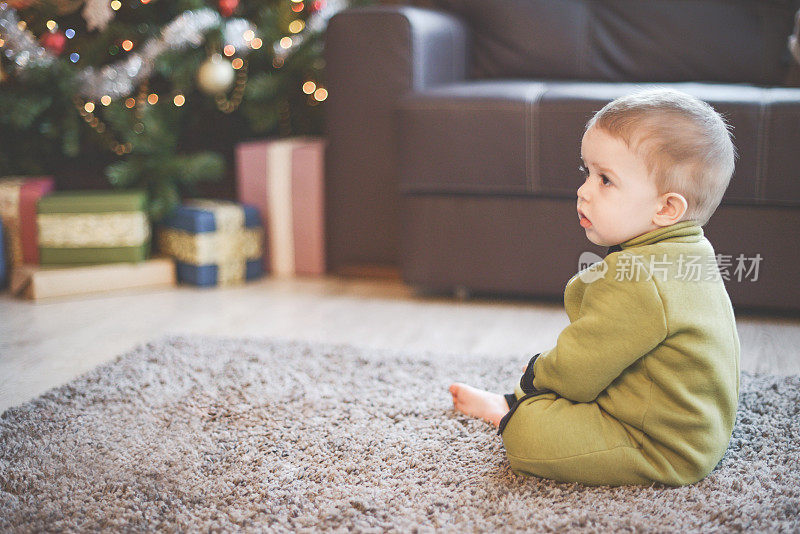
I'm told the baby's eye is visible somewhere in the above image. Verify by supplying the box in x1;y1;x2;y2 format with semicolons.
601;174;612;186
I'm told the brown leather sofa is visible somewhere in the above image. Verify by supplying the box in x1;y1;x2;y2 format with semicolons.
324;1;800;311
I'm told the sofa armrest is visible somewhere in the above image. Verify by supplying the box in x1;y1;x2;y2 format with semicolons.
325;5;469;109
324;6;469;272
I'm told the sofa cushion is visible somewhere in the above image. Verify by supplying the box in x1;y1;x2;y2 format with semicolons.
432;0;799;86
397;80;547;195
396;80;800;207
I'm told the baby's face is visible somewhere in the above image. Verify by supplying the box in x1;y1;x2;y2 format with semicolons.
577;126;662;247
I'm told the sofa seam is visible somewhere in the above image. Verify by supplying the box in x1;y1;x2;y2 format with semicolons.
756;90;770;202
449;14;457;82
400;184;529;194
526;96;531;188
756;89;772;201
398;103;528;111
579;0;590;76
406;14;419;90
531;88;545;192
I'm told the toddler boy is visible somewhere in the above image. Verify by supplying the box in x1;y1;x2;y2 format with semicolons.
450;88;741;487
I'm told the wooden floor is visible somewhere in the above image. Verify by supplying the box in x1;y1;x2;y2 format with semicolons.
2;275;799;413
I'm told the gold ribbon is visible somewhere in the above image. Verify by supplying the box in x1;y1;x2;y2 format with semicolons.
186;199;245;232
157;228;263;265
0;178;26;267
158;200;263;286
38;212;150;248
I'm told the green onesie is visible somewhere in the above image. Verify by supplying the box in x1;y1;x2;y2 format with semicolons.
500;221;740;486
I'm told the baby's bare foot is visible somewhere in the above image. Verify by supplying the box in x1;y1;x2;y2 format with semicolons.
449;382;509;427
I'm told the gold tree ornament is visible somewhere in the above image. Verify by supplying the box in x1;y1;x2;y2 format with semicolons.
196;53;235;95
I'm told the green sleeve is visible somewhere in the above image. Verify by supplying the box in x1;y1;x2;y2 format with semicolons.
531;258;669;403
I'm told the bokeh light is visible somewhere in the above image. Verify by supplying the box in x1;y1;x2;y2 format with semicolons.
313;88;328;101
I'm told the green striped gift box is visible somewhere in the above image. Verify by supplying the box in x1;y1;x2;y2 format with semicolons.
37;191;150;265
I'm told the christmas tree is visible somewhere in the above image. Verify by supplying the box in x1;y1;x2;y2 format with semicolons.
0;0;369;220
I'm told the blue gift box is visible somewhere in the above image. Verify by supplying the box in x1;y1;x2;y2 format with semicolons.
158;200;264;287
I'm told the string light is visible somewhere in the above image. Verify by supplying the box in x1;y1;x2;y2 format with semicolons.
17;21;26;31
302;81;316;94
289;20;304;33
100;95;112;106
173;94;185;107
313;88;327;101
72;85;149;155
250;38;262;50
121;40;134;51
46;20;57;31
243;30;255;41
214;59;248;114
65;29;75;39
147;93;158;105
110;0;122;9
70;53;80;63
279;37;292;49
291;3;304;12
0;38;5;48
223;44;235;56
231;57;244;69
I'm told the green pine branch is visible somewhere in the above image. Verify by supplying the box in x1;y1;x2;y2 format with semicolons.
0;0;374;219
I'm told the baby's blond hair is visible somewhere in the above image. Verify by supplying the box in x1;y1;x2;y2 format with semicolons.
585;87;737;226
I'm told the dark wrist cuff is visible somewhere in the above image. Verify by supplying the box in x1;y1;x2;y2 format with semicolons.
519;353;541;394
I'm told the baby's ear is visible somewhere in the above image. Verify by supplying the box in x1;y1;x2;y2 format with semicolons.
653;192;688;226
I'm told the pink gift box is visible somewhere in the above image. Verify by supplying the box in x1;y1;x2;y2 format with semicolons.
236;137;326;276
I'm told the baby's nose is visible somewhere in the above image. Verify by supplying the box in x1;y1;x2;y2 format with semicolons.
577;181;589;200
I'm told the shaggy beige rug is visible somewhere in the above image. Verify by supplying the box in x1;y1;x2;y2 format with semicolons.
1;336;798;532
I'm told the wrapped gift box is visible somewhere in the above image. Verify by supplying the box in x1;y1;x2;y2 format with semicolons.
236;136;326;276
37;190;150;265
10;257;176;300
157;200;264;286
0;176;55;266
